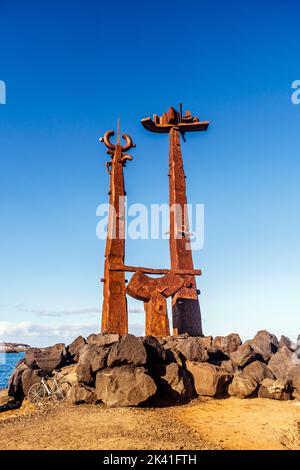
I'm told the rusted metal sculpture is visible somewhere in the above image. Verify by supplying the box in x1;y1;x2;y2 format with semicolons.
141;106;209;336
100;107;208;338
99;123;135;335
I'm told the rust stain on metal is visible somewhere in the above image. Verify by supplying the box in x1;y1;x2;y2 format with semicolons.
110;264;201;276
126;270;185;336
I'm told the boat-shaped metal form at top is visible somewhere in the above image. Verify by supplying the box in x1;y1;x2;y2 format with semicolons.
141;105;209;134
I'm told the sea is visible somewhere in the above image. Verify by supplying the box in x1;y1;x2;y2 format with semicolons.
0;352;24;390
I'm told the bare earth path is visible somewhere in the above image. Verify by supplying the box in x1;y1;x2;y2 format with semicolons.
0;395;299;450
0;400;214;450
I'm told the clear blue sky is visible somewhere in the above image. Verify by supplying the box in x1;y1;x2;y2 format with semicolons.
0;0;299;346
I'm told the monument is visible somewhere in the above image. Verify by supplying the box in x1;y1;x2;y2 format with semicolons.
100;106;209;337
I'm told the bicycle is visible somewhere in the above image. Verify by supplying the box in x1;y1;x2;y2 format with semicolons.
27;371;72;405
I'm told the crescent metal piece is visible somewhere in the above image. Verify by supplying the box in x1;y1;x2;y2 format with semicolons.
100;130;136;152
121;133;136;152
99;130;116;150
120;154;133;163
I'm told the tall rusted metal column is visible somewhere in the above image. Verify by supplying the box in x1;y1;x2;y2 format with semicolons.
169;126;202;336
141;106;209;336
99;125;135;335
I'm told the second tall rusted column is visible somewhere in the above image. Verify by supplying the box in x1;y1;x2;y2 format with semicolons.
141;106;209;336
169;127;203;336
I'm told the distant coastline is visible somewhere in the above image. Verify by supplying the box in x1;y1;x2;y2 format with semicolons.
0;342;31;354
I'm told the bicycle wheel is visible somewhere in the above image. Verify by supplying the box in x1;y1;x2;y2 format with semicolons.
27;382;46;405
52;379;72;402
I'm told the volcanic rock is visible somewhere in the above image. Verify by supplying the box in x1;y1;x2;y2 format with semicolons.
289;365;300;399
69;384;97;405
142;336;166;365
228;372;258;398
198;336;213;349
268;346;298;380
214;360;238;375
55;364;78;385
213;333;241;355
96;365;157;407
230;342;258;368
242;360;274;384
164;348;184;367
175;337;209;362
249;330;279;362
107;334;147;367
77;344;108;384
163;339;180;351
279;335;297;352
21;368;41;396
87;333;119;348
228;361;274;398
25;343;66;372
258;378;292;400
186;361;231;397
155;362;194;400
7;362;28;399
67;336;86;361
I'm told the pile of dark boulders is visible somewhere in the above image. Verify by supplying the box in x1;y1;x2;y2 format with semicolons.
7;330;300;407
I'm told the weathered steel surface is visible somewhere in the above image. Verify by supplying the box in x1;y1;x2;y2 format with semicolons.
99;128;135;335
126;270;184;302
169;126;203;336
141;106;209;134
144;291;169;337
142;106;209;336
110;264;201;276
126;270;184;336
100;106;208;338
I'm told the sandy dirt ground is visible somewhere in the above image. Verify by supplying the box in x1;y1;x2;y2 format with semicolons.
175;397;300;450
0;392;300;450
0;394;214;450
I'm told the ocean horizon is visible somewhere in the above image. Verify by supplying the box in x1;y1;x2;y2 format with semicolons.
0;352;24;390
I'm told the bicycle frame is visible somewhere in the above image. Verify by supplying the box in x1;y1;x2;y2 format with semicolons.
41;377;58;396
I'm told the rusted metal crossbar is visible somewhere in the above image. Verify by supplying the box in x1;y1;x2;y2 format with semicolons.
109;264;202;276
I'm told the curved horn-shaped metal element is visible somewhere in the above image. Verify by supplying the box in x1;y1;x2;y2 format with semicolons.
100;130;136;154
121;154;133;163
99;130;116;150
121;133;136;152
